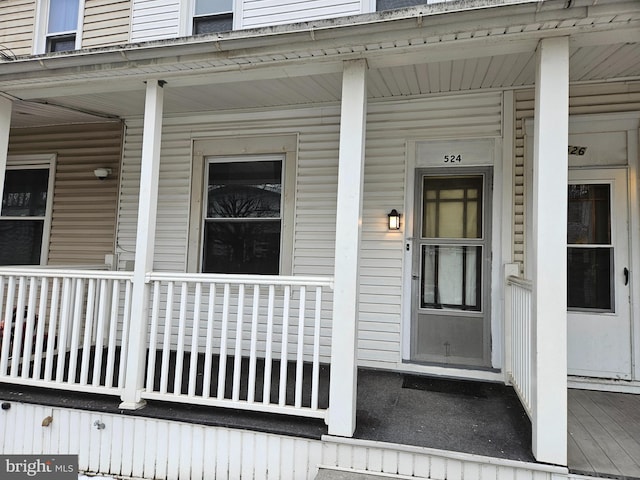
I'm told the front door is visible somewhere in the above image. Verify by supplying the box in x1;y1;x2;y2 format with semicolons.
411;168;492;367
567;168;632;379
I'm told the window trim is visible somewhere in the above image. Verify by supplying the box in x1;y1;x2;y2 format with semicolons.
188;135;298;274
2;155;56;265
34;0;85;54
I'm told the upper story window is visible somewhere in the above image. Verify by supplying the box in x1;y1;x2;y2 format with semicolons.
193;0;233;34
47;0;80;52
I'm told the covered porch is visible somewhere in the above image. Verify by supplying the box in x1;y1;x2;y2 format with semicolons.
0;1;639;476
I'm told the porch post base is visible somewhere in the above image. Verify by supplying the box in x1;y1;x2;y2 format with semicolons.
118;400;147;411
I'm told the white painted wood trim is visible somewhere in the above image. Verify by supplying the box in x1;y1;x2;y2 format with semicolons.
530;36;569;466
328;59;367;437
628;125;640;382
120;80;165;409
0;97;11;222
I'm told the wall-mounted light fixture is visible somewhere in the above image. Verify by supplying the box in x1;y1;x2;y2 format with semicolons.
93;168;112;180
388;209;401;230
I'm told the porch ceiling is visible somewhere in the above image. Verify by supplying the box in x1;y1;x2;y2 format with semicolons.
10;41;640;127
4;0;640;126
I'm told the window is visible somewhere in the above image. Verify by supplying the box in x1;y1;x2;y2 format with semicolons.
567;183;613;311
202;156;283;274
37;0;81;53
0;161;54;266
193;0;233;34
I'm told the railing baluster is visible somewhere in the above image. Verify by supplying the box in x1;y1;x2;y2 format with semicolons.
80;279;96;385
67;279;85;384
10;276;27;376
117;279;133;389
0;276;16;376
91;279;108;386
160;281;174;394
174;282;189;396
232;284;245;402
247;285;260;403
262;285;275;405
311;286;322;410
202;283;216;399
188;282;202;398
105;279;120;388
279;285;291;407
55;278;72;383
21;277;39;378
217;284;231;399
295;286;306;408
44;278;61;382
33;277;49;380
146;281;161;392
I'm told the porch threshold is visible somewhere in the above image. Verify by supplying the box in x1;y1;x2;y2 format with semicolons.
0;384;328;440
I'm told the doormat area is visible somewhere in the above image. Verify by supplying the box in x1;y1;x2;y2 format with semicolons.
401;374;491;398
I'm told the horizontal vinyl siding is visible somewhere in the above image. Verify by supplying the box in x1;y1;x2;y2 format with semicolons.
130;0;179;41
0;0;35;57
240;0;362;29
8;122;123;266
118;92;501;370
513;83;640;271
82;0;132;48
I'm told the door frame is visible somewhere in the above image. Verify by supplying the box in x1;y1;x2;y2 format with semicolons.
524;112;640;386
401;137;505;380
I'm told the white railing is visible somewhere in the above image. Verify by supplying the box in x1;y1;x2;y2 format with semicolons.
142;272;334;420
506;273;533;417
0;268;133;396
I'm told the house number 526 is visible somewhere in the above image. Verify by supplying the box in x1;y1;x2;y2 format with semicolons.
444;154;462;163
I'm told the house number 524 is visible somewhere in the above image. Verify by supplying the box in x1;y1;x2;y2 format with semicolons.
444;154;462;163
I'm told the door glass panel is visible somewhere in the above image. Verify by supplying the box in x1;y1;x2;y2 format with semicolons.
2;169;49;217
567;184;613;312
421;245;481;311
567;247;612;310
0;220;44;265
422;176;483;239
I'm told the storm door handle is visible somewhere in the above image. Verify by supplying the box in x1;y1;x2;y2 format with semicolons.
624;267;629;286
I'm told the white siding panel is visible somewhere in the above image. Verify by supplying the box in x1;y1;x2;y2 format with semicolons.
240;0;362;29
513;83;640;273
118;92;501;371
130;0;180;41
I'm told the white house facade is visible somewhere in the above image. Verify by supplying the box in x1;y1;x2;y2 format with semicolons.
0;0;640;478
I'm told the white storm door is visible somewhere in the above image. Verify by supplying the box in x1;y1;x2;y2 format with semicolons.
567;168;631;379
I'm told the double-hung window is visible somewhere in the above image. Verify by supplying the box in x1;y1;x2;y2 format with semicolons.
0;160;54;266
44;0;81;52
193;0;233;34
202;155;283;274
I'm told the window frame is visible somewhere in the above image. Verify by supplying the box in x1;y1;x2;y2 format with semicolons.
201;154;285;274
186;0;238;35
188;135;297;275
1;155;56;266
34;0;84;54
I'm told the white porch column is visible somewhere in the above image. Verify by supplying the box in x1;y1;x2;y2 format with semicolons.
120;80;165;409
531;37;569;466
328;59;367;437
0;96;12;204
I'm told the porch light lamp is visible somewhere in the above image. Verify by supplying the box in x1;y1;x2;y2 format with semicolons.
388;209;401;230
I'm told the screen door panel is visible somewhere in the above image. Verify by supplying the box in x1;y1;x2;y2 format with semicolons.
411;169;492;367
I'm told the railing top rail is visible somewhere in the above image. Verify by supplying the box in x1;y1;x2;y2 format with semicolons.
0;267;134;281
506;275;533;290
147;271;335;288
